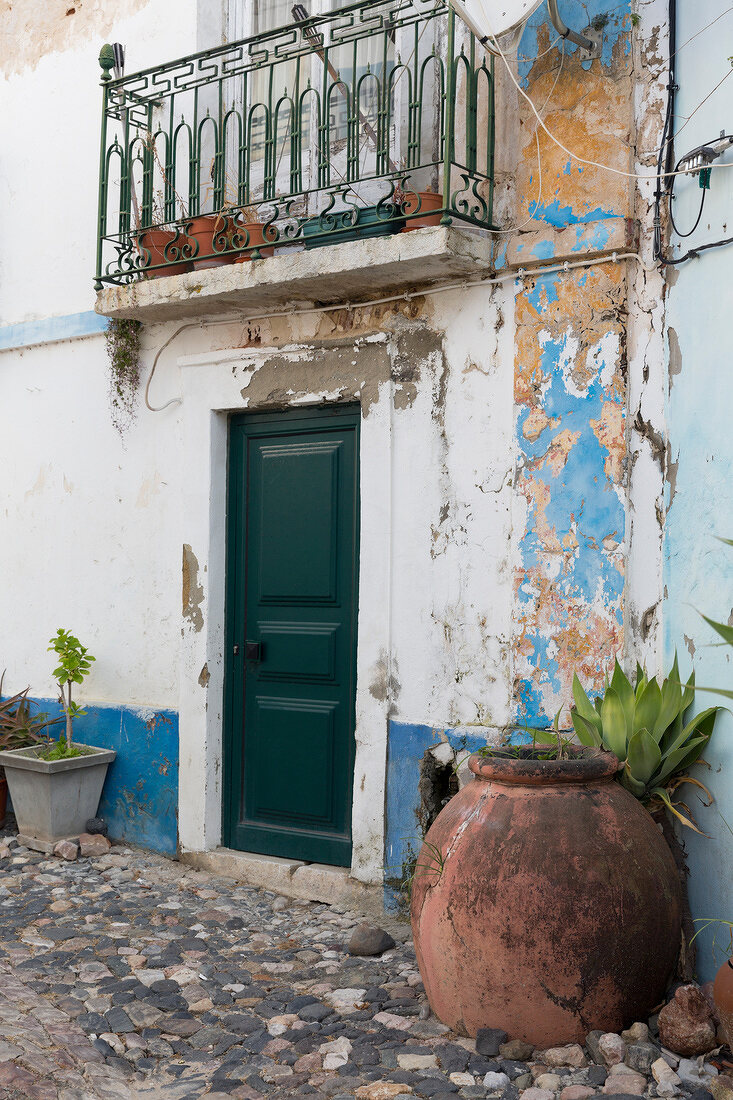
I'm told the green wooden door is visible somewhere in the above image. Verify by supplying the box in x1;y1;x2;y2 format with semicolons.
224;406;360;866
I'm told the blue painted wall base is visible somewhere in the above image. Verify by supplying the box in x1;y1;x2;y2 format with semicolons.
385;721;489;914
20;700;179;855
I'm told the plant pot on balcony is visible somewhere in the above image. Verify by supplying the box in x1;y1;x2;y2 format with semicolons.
0;744;116;854
401;190;444;231
136;228;192;277
186;213;234;270
233;221;275;261
0;772;7;828
302;204;404;249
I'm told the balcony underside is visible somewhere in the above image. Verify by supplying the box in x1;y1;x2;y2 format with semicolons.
94;225;494;324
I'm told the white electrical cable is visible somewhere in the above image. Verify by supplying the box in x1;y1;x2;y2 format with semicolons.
492;42;566;235
143;247;657;411
462;0;733;183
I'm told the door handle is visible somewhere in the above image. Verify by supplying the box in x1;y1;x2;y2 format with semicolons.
245;640;262;662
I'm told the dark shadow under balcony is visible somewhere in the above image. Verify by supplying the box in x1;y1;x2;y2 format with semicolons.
94;0;495;312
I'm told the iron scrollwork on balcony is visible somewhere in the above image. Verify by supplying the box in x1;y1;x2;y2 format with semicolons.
95;0;495;287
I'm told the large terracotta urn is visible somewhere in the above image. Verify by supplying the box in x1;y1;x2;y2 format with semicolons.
411;748;682;1046
713;958;733;1048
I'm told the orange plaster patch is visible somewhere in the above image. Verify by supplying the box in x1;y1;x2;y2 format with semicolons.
591;401;626;482
522;407;551;441
544;428;581;476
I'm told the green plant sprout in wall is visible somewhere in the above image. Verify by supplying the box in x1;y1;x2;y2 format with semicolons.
571;657;721;833
46;629;95;759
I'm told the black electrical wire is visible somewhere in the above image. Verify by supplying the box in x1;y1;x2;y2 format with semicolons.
653;0;676;262
668;168;707;238
654;0;733;266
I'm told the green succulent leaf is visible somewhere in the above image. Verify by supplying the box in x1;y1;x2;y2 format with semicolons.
572;674;603;734
572;710;603;747
663;706;719;760
702;613;733;648
626;728;663;785
621;765;647;798
691;685;733;700
611;661;635;741
652;786;709;835
653;656;684;741
634;676;662;740
680;669;696;715
600;687;628;760
654;735;708;785
635;661;646;690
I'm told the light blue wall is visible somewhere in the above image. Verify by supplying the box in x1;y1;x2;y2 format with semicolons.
663;5;733;983
0;312;107;352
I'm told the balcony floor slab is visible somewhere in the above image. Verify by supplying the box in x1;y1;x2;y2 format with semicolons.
94;226;494;324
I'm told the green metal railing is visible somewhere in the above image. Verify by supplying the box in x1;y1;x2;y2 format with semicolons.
95;0;495;287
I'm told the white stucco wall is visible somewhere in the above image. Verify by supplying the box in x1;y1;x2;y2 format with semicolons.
1;0;673;888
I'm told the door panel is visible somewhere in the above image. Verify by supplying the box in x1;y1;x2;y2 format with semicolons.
224;406;360;866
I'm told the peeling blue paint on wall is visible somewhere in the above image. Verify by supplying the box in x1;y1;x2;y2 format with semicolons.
384;721;487;912
514;268;625;726
518;0;631;84
528;199;620;231
26;699;178;855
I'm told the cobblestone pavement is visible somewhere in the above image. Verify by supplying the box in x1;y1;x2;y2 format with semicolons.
0;833;722;1100
0;833;465;1099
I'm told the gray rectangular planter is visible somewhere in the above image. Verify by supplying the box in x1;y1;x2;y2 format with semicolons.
0;744;116;854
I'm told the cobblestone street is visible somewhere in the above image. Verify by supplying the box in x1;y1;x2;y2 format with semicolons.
0;834;475;1100
0;833;725;1100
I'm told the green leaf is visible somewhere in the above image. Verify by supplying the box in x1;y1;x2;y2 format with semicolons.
627;728;663;785
702;613;733;648
652;786;709;835
653;659;685;741
634;677;662;740
663;706;719;760
635;661;646;690
611;661;635;741
572;674;602;734
655;735;708;785
600;688;628;759
572;710;603;747
621;765;647;798
680;669;695;715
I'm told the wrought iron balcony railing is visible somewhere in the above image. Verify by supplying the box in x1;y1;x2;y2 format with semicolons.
95;0;495;288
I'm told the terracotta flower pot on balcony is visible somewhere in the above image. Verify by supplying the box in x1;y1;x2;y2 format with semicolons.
186;213;234;270
401;190;444;231
233;221;275;261
714;958;733;1048
136;228;192;277
411;747;682;1046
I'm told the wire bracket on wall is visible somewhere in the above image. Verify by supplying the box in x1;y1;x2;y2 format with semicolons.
676;131;733;178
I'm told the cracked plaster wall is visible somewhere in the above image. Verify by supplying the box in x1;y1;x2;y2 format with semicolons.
507;0;668;723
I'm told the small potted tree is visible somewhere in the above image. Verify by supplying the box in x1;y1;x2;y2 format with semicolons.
0;631;115;853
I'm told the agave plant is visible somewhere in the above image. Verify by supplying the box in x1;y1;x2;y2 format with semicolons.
571;657;720;833
0;673;58;755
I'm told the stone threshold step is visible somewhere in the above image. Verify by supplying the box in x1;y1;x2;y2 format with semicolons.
179;847;387;917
